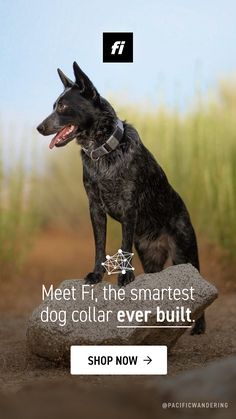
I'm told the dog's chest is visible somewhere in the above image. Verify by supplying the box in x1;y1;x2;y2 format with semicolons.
84;158;134;220
98;179;126;219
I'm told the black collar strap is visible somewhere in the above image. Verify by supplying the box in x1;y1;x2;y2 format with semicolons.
82;119;124;161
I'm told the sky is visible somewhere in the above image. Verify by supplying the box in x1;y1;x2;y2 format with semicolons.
1;0;236;126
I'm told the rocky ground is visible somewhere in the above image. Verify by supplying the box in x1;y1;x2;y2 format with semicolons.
0;229;235;417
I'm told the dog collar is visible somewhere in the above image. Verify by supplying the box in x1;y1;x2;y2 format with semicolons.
82;119;124;161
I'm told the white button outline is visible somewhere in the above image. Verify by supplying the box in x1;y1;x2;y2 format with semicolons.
70;345;167;375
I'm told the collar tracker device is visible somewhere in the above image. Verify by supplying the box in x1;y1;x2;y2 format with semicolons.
82;119;124;161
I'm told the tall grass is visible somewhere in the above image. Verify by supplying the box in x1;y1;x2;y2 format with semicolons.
1;79;234;283
0;131;40;280
39;79;236;256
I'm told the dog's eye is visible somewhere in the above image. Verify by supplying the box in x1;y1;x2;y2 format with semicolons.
57;103;67;112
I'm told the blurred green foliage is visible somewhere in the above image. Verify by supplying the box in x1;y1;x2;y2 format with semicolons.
0;135;39;279
1;78;236;280
39;79;236;254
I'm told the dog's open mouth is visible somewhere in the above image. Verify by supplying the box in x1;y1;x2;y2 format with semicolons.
49;125;78;149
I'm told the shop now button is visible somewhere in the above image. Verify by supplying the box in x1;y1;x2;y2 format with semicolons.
70;345;167;375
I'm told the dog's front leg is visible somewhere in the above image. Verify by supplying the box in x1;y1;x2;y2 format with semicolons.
118;214;136;286
85;203;107;284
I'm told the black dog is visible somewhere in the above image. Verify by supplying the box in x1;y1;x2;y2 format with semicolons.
37;62;205;335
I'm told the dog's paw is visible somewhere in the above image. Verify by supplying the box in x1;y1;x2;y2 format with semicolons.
190;315;206;335
118;271;135;287
85;272;102;284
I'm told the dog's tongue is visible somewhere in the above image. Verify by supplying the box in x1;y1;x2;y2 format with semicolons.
49;127;68;149
49;125;75;149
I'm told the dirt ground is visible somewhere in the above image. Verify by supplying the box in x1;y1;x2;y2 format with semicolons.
0;228;236;417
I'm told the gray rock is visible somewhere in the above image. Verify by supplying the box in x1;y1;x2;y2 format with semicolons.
27;264;218;361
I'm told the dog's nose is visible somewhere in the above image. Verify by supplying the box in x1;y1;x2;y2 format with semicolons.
37;123;45;134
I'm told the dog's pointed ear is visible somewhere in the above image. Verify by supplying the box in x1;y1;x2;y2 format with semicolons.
73;61;99;102
57;68;74;88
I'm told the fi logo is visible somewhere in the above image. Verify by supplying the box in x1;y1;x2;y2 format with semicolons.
103;32;133;63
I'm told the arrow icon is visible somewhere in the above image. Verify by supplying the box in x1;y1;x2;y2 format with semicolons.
143;356;152;365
